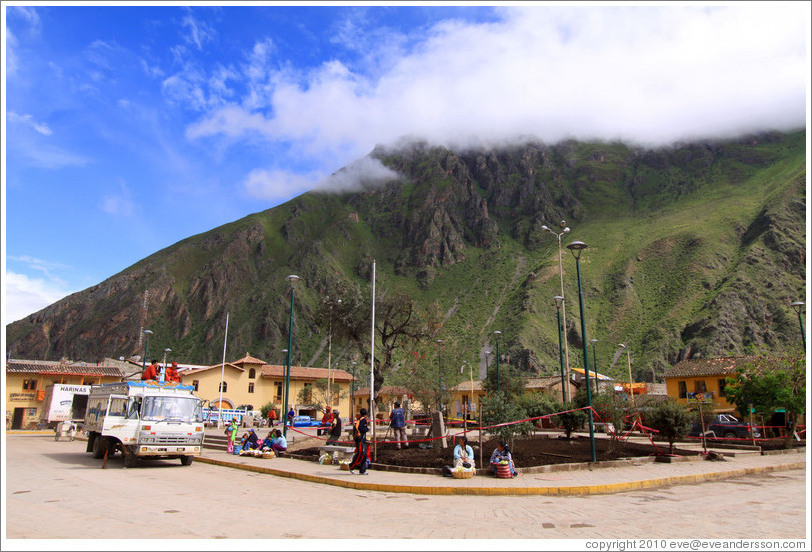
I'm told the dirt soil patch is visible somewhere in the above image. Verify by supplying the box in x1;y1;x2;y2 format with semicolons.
296;435;701;469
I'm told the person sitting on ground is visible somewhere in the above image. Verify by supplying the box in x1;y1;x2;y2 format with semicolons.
489;440;518;477
453;435;476;472
326;410;342;445
241;428;260;451
270;429;287;454
260;430;275;450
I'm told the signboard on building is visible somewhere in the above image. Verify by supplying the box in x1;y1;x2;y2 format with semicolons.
686;391;714;403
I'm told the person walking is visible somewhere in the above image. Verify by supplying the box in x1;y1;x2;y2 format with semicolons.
268;407;277;427
348;408;370;475
389;401;407;449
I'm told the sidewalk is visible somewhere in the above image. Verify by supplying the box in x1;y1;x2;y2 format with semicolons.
197;442;806;496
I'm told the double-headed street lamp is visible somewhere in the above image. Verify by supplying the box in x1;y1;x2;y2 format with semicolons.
162;348;172;382
283;274;300;438
141;329;153;370
554;296;566;402
791;301;805;349
493;331;502;393
566;240;596;463
542;221;571;401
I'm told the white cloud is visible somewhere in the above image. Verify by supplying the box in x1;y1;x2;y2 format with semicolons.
185;4;808;176
181;7;216;51
7;111;52;135
243;168;321;201
3;272;74;324
314;157;401;193
100;181;136;216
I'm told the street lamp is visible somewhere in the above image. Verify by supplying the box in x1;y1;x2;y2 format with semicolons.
141;330;153;370
327;297;342;408
281;348;288;422
554;296;566;402
350;361;357;425
566;240;596;463
461;361;473;434
589;338;599;395
436;339;444;415
791;301;805;349
283;274;300;437
162;348;172;382
493;331;502;394
542;221;572;401
618;344;635;414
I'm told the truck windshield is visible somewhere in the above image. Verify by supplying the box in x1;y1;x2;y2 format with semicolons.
141;396;203;423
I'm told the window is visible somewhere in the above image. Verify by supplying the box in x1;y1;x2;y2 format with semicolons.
219;381;228;393
694;380;707;393
249;368;256;379
109;398;128;417
678;381;687;399
248;382;255;394
275;381;282;402
192;380;199;392
718;379;727;398
23;380;37;390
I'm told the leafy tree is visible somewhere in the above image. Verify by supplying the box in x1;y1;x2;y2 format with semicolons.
481;363;526;400
643;400;692;455
316;279;442;405
481;391;533;446
552;401;587;439
724;354;806;448
516;392;560;425
260;402;278;420
295;378;347;412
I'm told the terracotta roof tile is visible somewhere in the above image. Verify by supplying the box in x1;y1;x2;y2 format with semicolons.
5;359;125;377
664;355;772;378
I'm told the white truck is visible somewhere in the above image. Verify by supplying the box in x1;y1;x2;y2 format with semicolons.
84;381;205;468
40;383;92;428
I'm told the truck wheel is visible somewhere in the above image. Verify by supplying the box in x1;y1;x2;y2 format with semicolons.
92;435;107;459
180;455;194;466
723;431;737;439
123;447;138;468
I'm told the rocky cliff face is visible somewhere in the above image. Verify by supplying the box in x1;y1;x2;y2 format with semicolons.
6;131;806;382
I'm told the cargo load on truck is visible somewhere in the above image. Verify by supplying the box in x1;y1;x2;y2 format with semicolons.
84;380;205;468
40;384;92;428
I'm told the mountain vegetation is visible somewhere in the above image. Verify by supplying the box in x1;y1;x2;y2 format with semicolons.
6;130;806;398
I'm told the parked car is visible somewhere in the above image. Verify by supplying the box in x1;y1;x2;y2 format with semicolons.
286;415;321;427
690;413;761;439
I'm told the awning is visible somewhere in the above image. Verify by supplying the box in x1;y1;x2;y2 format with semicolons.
570;367;613;380
616;382;648;395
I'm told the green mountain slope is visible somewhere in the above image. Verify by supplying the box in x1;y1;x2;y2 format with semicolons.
6;130;806;387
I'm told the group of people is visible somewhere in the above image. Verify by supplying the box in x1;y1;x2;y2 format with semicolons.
445;436;518;478
140;360;181;383
225;418;287;455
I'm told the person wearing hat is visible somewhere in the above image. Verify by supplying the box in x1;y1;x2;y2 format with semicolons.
326;410;342;446
348;408;370;475
165;361;181;383
242;428;260;451
318;406;333;436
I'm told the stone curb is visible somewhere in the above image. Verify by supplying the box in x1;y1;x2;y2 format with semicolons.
195;455;805;496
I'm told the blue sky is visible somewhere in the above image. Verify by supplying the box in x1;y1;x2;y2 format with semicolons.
2;2;809;326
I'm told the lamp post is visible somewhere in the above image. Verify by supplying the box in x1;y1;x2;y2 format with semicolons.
461;361;473;434
791;301;805;349
589;338;599;395
542;221;572;401
141;330;153;370
554;296;566;402
161;348;172;382
281;349;288;422
493;331;502;394
283;274;300;438
436;339;444;415
327;298;341;408
350;361;357;425
566;240;596;463
619;343;636;415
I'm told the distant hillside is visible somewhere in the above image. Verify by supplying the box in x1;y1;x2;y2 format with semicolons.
6;130;806;389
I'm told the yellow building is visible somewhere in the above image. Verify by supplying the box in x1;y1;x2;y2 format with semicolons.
181;353;354;420
4;358;129;429
448;377;579;421
664;355;766;413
